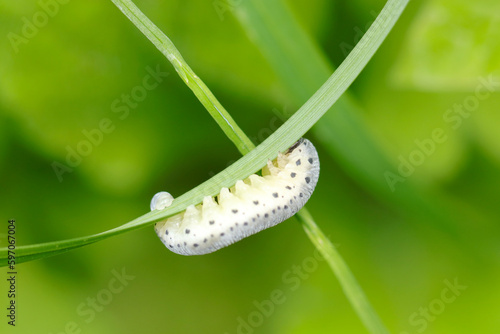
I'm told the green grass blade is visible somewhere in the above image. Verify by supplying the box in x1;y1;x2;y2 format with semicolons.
110;0;254;155
0;0;407;267
233;0;332;103
296;208;390;334
110;2;399;333
233;0;461;236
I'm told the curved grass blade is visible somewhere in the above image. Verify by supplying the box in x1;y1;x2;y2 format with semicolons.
0;0;408;267
234;0;461;237
110;0;254;155
110;2;402;333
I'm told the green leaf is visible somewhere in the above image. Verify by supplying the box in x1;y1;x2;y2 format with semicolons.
233;0;465;239
108;2;403;333
0;0;408;272
111;0;255;155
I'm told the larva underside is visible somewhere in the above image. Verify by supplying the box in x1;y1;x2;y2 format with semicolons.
152;138;320;256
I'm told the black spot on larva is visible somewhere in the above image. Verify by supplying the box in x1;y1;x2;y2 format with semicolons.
286;186;292;190
194;243;199;247
291;172;296;178
284;205;288;209
232;209;238;214
277;206;281;210
165;230;169;235
253;200;259;205
244;222;249;226
299;193;304;197
272;209;276;214
235;223;239;226
252;218;256;222
220;233;225;237
184;242;187;246
203;238;207;243
169;244;173;248
296;159;301;166
257;214;260;218
290;199;293;204
273;192;278;198
305;177;311;184
177;244;180;247
308;158;313;164
230;227;234;231
185;229;190;234
209;220;215;225
265;213;269;218
211;234;214;238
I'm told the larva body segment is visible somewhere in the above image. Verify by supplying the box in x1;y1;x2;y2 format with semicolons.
153;138;320;256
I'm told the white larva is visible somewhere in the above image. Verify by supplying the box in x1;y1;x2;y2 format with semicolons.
151;138;320;256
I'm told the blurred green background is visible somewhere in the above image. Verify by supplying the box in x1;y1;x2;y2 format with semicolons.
1;0;499;333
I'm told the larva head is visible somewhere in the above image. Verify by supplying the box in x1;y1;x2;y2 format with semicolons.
282;138;320;190
150;191;174;211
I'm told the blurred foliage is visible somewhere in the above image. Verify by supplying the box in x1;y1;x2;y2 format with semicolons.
391;0;500;91
0;0;499;333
